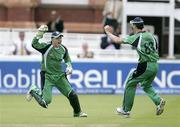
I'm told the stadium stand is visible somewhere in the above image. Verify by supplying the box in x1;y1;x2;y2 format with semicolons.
0;21;36;28
0;0;179;58
0;21;103;33
64;22;103;33
0;28;138;59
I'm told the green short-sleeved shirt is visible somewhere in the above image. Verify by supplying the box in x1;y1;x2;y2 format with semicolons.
123;31;159;63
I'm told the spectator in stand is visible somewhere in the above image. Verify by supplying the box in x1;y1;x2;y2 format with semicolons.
103;0;123;31
13;31;31;55
47;10;64;32
77;43;94;58
100;26;121;49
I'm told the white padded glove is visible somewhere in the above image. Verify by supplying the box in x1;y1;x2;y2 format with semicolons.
66;66;73;75
38;25;48;32
36;25;48;39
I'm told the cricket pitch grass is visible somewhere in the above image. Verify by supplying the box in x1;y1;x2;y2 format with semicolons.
0;95;179;127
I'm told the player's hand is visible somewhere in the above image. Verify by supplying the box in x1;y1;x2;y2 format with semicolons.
38;25;48;32
36;25;48;39
66;66;73;75
104;25;113;34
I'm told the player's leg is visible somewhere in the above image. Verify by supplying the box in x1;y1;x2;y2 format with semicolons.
117;71;139;117
56;75;87;117
117;79;137;117
30;78;53;108
40;71;45;91
26;84;41;102
41;78;53;105
141;75;161;105
121;73;139;112
118;62;148;117
141;63;165;115
141;76;165;115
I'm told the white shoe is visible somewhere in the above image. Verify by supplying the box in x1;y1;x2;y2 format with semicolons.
156;98;166;115
117;107;130;118
26;85;37;102
74;112;87;117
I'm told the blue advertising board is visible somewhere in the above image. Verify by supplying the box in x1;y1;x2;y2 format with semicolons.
0;60;180;94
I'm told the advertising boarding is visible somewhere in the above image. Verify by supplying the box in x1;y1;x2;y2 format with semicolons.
0;60;179;94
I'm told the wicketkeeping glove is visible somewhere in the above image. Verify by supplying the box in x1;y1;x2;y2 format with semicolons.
36;25;48;39
66;66;73;75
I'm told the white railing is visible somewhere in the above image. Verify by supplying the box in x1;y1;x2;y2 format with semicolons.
41;0;89;5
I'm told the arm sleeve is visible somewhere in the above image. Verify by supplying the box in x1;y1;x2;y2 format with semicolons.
122;34;139;46
32;37;48;49
32;37;51;54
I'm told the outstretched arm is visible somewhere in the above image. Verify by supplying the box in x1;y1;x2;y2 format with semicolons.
32;25;49;52
104;25;123;44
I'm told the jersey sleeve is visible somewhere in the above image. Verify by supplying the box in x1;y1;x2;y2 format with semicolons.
122;34;139;46
32;37;48;49
32;37;51;54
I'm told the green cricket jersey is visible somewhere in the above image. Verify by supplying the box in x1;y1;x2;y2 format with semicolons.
123;31;159;63
32;37;72;76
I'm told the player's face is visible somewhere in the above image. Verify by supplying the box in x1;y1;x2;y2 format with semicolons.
52;37;62;47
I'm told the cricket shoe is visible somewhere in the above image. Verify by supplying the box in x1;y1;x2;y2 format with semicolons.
156;98;166;115
116;107;130;118
41;99;48;108
74;112;87;117
26;85;38;102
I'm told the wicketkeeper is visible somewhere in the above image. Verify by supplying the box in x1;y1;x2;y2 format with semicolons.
26;25;87;117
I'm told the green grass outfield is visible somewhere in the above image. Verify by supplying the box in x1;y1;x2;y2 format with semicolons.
0;95;179;127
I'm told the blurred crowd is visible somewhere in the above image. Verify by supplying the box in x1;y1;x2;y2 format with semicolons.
10;0;124;58
3;0;178;58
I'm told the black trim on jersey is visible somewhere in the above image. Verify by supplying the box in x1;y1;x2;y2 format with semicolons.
32;43;52;54
132;62;147;79
153;36;158;50
132;36;140;48
61;45;68;59
40;71;46;91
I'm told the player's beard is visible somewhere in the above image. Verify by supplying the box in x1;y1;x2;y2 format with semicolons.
55;43;61;47
58;41;62;46
53;41;61;48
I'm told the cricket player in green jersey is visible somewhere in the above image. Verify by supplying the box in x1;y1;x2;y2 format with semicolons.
26;25;87;117
104;17;165;117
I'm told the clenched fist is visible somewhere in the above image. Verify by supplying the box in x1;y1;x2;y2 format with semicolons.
104;25;113;34
38;25;48;32
36;25;48;39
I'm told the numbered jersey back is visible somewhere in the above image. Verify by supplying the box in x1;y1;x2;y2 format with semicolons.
123;31;159;63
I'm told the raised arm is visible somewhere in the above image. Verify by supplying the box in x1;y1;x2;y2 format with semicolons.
32;25;50;53
104;25;123;44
